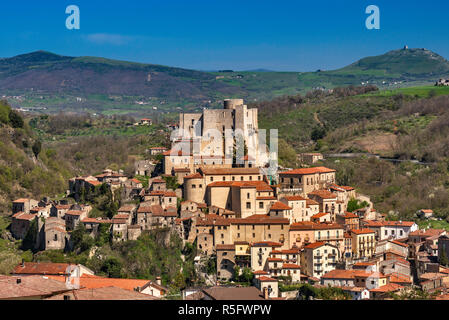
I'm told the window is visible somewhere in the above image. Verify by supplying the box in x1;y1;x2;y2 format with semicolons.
246;202;251;209
199;184;202;188
232;176;235;181
241;176;244;181
252;233;256;238
247;193;250;199
249;176;253;181
210;177;214;182
223;176;226;181
259;202;264;209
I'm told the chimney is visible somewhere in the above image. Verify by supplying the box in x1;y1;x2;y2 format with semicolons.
16;278;22;284
156;277;162;286
263;287;269;299
21;259;25;268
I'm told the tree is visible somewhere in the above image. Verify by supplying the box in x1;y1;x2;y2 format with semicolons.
9;110;24;128
311;126;326;141
32;140;42;158
101;257;123;278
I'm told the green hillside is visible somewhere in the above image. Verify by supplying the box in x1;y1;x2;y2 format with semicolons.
1;48;449;114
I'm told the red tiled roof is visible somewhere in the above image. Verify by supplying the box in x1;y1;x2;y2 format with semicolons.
307;190;337;199
258;276;277;282
369;283;403;293
289;221;343;231
252;241;283;247
311;212;330;219
351;228;375;235
253;270;269;275
279;167;335;175
304;241;326;249
270;201;292;211
363;220;416;227
282;264;300;269
283;195;307;201
12;262;72;275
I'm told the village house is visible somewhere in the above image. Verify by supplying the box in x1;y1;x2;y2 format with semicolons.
362;220;418;241
134;159;156;176
11;212;37;239
149;147;168;156
43;217;68;250
350;228;376;260
416;209;434;219
301;242;340;279
212;215;290;249
250;241;284;272
280;195;308;222
12;198;39;214
336;211;360;231
278;167;336;196
288;221;344;253
298;153;324;164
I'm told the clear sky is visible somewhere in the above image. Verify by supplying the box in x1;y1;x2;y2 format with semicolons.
0;0;448;71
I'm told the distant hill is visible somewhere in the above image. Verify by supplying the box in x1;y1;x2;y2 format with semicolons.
0;51;244;103
339;48;449;75
0;48;448;114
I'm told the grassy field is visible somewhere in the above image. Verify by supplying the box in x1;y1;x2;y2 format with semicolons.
417;219;449;231
362;85;449;98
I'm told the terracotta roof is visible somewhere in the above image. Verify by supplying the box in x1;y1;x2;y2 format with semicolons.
306;199;319;206
66;210;84;216
82;218;111;224
46;286;157;300
258;276;277;282
253;270;270;275
13;198;33;203
256;196;277;200
308;190;337;199
279;167;335;175
304;241;327;249
311;212;330;219
283;195;307;201
363;220;416;227
340;212;358;219
270;201;292;211
184;172;203;179
251;241;283;247
118;205;136;212
282;264;301;269
200;167;261;175
12;213;36;221
369;283;403;293
0;275;71;299
289;221;343;231
267;257;283;262
202;286;265;300
12;262;72;275
216;244;235;250
351;228;375;235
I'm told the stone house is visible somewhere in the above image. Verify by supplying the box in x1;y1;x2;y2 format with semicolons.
135;160;156;176
12;198;39;215
278;167;336;196
11;212;37;239
216;244;236;281
301;242;340;279
44;218;68;250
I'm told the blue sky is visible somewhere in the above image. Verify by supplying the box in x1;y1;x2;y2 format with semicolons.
0;0;448;71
